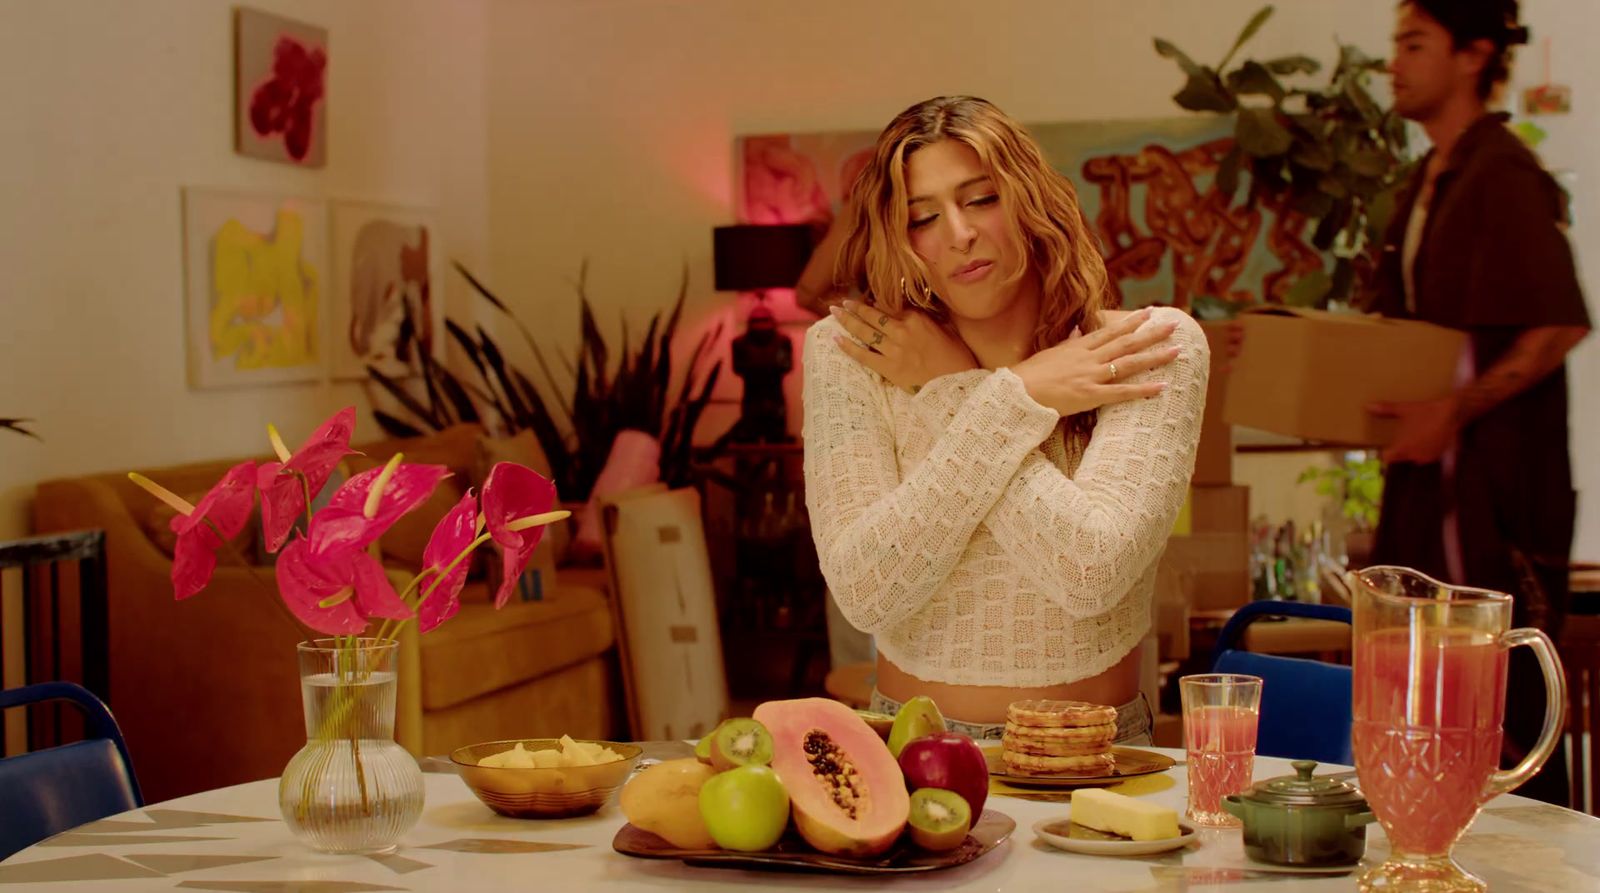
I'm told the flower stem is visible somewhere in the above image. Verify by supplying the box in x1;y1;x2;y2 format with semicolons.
205;518;316;641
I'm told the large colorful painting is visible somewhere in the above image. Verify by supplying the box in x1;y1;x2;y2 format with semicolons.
182;189;327;389
736;116;1324;310
235;7;327;167
328;202;440;381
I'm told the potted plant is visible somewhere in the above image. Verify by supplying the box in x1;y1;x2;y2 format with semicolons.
1298;453;1382;567
1155;5;1412;314
366;262;722;501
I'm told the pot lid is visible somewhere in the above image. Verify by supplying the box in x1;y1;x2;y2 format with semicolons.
1241;760;1367;808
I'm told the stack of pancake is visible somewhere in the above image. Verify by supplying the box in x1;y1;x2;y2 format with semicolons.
1001;700;1118;776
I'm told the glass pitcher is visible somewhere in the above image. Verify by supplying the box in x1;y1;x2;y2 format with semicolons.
1348;566;1566;892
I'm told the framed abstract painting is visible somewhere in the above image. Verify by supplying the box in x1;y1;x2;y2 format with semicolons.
181;188;328;389
327;201;441;381
235;7;327;167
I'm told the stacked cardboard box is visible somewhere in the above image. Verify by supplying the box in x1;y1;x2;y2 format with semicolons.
1160;321;1252;616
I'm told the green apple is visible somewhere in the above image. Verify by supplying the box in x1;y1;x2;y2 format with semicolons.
698;765;790;851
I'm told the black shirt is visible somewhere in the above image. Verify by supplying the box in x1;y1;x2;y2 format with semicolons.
1370;113;1590;602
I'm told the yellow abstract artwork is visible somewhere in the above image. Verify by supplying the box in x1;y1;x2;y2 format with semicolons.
210;209;319;370
184;189;328;388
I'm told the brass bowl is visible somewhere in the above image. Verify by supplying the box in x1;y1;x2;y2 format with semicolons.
450;739;642;819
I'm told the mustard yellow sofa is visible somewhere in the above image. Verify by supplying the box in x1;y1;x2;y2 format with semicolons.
33;423;621;802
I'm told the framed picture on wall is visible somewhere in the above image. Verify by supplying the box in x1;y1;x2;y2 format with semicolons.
235;7;328;167
181;188;329;389
328;201;441;381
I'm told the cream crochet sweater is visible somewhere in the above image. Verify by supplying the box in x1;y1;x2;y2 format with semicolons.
802;307;1209;687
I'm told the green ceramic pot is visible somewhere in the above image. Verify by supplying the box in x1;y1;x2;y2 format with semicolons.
1223;760;1376;867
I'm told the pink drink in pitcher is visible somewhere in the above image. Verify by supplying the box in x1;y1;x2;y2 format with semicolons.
1185;704;1260;826
1352;628;1508;856
1349;566;1565;893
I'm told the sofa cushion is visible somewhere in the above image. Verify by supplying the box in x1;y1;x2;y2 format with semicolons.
418;580;614;711
420;656;615;756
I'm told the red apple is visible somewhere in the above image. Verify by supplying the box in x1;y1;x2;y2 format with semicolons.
897;732;988;826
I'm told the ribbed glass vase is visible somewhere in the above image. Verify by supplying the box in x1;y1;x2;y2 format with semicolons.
278;638;424;854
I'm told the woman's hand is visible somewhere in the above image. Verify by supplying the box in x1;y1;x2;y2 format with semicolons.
1013;308;1180;416
830;299;977;391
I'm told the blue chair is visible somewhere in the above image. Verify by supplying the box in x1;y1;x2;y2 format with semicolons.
0;682;143;860
1210;601;1353;765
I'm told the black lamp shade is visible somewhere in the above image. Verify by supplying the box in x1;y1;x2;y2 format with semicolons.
713;224;814;291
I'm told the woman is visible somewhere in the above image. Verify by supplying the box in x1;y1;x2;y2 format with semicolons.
802;96;1209;744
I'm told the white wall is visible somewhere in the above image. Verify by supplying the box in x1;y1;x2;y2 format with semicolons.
485;0;1598;561
1512;0;1600;561
0;0;491;540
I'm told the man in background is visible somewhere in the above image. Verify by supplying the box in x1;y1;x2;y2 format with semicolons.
1368;0;1590;806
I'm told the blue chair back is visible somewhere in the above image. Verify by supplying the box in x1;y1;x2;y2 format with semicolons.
0;682;143;860
1211;601;1353;765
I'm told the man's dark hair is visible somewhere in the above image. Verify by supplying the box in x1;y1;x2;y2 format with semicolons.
1406;0;1530;99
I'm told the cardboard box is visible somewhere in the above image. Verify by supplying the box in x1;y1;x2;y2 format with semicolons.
1158;532;1251;611
1194;321;1234;485
1190;484;1249;533
1224;306;1467;445
1151;560;1192;661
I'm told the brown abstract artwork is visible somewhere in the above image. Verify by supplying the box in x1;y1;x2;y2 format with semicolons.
329;203;438;380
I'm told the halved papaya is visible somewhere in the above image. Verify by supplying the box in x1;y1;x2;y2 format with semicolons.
752;697;910;857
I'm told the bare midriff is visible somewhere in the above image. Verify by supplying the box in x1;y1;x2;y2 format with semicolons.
874;648;1141;725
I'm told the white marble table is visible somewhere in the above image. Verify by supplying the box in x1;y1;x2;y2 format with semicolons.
2;746;1597;892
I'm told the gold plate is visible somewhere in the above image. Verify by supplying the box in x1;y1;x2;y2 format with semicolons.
613;808;1015;875
987;745;1176;788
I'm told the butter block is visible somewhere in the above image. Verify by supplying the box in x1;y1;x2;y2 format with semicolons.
1070;788;1181;841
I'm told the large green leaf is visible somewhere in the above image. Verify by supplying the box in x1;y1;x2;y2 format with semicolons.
1291;138;1335;172
1343;78;1382;124
1174;72;1237;113
1227;60;1285;101
1218;5;1275;71
1263;54;1320;76
1153;38;1205;77
1235;107;1293;157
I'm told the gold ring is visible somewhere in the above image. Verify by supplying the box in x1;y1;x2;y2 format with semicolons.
871;331;885;347
1108;361;1118;381
878;314;889;327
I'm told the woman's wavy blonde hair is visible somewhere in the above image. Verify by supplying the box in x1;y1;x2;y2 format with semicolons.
837;95;1113;437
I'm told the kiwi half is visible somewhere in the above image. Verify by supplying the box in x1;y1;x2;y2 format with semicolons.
907;787;971;852
694;720;727;764
708;717;774;772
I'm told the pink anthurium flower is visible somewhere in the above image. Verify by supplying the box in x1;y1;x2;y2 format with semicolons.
481;462;559;608
416;491;479;633
275;536;409;636
130;460;259;601
310;458;452;554
256;407;359;553
274;455;447;635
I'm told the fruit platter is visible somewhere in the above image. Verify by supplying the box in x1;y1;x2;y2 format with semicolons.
612;696;1016;875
